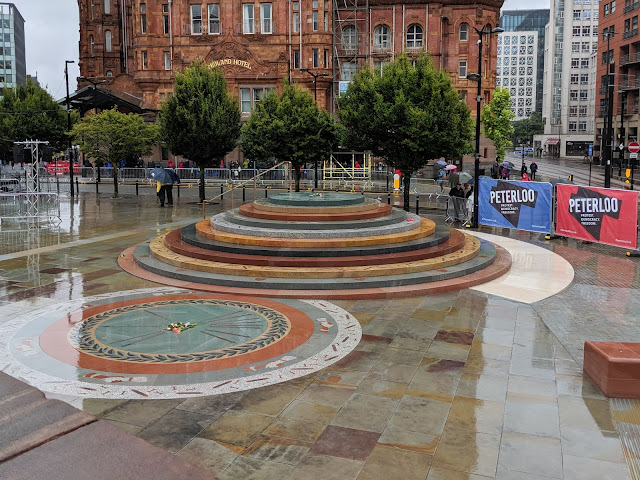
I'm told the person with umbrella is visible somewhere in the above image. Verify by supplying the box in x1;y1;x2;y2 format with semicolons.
150;168;180;207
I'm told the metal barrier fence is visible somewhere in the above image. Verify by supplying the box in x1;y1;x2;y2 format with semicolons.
445;196;471;225
4;164;448;195
0;192;61;224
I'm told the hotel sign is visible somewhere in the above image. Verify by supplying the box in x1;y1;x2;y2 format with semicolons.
209;59;252;69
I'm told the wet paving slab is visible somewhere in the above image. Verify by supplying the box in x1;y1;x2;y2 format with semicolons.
1;192;639;479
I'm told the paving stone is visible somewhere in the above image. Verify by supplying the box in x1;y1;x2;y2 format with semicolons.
0;421;213;480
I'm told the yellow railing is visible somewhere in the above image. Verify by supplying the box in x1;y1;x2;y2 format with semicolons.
201;161;293;219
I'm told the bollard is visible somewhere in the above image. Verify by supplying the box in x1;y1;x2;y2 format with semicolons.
56;177;60;193
243;186;246;202
136;181;139;195
387;193;391;205
220;185;224;196
76;177;79;195
265;188;268;198
177;183;180;198
416;197;420;215
95;179;99;193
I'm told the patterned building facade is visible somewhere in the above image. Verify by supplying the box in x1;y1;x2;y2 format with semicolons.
496;31;539;120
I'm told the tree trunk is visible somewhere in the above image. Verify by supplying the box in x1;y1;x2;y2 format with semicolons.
294;165;301;192
403;171;411;212
113;166;118;198
199;166;205;203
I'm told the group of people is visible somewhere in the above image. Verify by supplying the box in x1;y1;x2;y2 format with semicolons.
448;182;474;221
491;159;538;182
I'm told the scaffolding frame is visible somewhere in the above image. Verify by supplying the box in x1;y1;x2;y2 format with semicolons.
332;0;369;112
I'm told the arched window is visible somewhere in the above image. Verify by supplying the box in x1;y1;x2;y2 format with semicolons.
106;70;113;77
105;30;112;52
90;0;95;19
459;22;468;41
407;24;423;48
342;26;357;50
373;25;390;49
90;35;94;56
104;0;110;14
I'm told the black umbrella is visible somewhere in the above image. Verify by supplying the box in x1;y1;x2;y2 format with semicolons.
150;168;180;184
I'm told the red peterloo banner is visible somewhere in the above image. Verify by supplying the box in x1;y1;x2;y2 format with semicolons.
556;185;638;249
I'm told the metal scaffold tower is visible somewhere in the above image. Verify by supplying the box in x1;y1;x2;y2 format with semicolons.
332;0;369;112
14;140;47;216
1;140;60;227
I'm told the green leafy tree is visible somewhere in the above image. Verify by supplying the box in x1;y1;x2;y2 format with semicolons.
338;54;474;211
512;111;544;146
0;79;73;161
70;108;160;197
160;61;241;202
241;81;337;192
481;88;514;163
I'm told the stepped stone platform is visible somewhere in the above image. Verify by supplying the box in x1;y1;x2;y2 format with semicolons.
120;192;511;299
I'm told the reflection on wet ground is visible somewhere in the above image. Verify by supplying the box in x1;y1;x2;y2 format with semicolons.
1;192;639;479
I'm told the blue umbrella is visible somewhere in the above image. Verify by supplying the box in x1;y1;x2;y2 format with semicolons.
150;168;180;184
435;159;448;168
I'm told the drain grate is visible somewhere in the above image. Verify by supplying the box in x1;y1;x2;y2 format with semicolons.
611;398;640;479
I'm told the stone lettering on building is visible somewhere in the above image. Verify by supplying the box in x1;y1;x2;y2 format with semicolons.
209;59;252;70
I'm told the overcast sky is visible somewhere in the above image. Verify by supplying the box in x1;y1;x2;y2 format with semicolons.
16;0;549;99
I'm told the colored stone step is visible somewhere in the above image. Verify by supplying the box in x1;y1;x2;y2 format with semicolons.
252;197;379;214
210;210;421;238
164;227;467;267
224;207;408;230
240;201;392;221
150;233;480;278
131;237;499;290
121;241;511;299
195;219;436;247
267;191;365;206
182;223;452;258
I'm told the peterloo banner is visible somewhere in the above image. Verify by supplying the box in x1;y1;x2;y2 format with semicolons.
556;185;639;249
478;177;553;233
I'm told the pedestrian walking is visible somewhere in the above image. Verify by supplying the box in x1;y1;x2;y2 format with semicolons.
530;160;538;181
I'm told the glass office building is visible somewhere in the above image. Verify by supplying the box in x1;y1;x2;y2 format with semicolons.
500;9;550;113
0;2;25;97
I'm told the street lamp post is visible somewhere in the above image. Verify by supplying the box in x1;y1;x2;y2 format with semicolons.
65;60;75;197
300;67;329;188
604;30;615;188
466;25;503;228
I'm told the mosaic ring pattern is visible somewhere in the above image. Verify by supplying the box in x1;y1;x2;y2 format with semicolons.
2;288;362;399
69;299;290;363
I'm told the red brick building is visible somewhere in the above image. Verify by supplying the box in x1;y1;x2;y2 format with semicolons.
77;0;502;162
595;0;640;159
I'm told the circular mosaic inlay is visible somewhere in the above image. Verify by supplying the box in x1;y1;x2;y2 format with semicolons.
69;299;290;363
1;288;362;399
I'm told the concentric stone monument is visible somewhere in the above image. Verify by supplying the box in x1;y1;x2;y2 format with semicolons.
120;192;511;299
